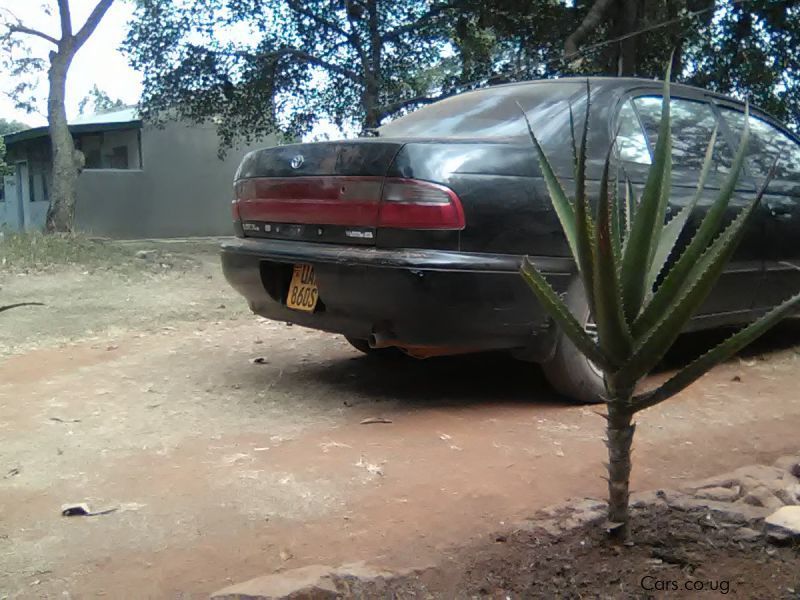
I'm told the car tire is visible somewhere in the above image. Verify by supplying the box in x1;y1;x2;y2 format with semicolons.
540;279;606;404
344;336;404;358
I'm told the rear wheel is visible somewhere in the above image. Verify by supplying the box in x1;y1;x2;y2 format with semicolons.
540;279;606;404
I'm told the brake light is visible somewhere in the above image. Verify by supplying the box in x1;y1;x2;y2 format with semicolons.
231;198;241;221
378;179;465;230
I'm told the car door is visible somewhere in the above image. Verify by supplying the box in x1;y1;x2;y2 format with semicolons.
615;91;762;318
716;106;800;310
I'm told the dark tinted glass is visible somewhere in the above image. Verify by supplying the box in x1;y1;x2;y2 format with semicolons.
634;97;733;174
379;82;585;139
616;100;651;164
719;108;800;182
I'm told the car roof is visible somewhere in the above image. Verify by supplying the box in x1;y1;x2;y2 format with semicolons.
486;76;735;101
469;76;790;129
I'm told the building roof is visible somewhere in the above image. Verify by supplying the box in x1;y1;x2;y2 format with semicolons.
3;107;142;146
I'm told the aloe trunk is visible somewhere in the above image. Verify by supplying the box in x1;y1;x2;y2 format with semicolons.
519;67;800;542
605;381;635;540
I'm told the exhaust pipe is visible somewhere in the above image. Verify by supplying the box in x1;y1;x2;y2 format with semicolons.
368;330;395;349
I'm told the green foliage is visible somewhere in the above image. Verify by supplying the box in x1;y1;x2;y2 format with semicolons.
78;85;126;115
455;0;800;132
520;74;800;407
124;0;463;147
0;137;10;178
0;119;27;177
123;1;800;146
0;118;29;136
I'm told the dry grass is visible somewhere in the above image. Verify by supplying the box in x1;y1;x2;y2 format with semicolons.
0;230;136;272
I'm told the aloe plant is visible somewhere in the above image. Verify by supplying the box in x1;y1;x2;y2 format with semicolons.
519;67;800;542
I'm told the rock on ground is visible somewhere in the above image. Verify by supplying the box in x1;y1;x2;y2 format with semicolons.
211;563;407;600
764;505;800;543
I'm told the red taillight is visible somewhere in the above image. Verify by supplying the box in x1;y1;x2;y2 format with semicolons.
234;176;464;231
377;179;465;230
231;198;241;221
235;177;383;226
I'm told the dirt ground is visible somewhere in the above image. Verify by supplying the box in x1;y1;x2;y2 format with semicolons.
1;239;799;598
380;504;800;599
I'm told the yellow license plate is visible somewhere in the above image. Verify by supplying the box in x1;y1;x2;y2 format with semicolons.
286;264;319;312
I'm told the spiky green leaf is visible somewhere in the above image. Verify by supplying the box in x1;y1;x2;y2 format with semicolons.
611;165;623;261
615;192;763;386
520;256;612;371
620;66;673;322
569;104;579;176
572;85;596;314
592;148;632;363
517;102;578;257
631;291;800;412
645;126;719;296
633;115;753;338
623;176;636;241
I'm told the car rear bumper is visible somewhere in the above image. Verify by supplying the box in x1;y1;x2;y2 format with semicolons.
220;237;573;357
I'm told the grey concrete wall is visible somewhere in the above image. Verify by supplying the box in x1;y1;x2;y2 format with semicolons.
75;121;275;238
2;140;52;232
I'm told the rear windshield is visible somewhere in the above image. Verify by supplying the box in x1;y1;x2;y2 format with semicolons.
379;81;586;139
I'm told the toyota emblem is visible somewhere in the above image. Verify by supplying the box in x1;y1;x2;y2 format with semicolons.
290;154;304;169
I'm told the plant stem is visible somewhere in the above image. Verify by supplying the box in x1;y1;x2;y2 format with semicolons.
606;397;635;542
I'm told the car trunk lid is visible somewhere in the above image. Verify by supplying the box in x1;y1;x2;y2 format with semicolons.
234;140;405;245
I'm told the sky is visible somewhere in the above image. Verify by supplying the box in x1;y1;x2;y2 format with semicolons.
0;0;142;127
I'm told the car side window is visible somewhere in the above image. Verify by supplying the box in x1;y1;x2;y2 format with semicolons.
633;96;733;175
718;107;800;183
616;101;651;164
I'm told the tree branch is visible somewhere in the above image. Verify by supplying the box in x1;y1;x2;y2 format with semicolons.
285;0;350;40
276;48;362;82
383;2;457;43
565;0;617;58
56;0;72;37
378;94;442;116
344;0;369;74
73;0;114;49
7;23;59;46
0;302;45;314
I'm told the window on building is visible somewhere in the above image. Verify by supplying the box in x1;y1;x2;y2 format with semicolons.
29;169;35;202
76;128;141;170
634;96;734;174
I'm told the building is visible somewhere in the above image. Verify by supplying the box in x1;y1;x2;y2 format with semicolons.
1;109;275;238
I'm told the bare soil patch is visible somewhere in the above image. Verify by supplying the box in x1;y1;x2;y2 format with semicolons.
377;505;800;599
0;238;799;597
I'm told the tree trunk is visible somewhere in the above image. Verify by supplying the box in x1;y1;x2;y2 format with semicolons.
617;0;639;75
362;83;381;131
363;0;382;131
45;52;79;233
565;0;617;59
606;394;636;542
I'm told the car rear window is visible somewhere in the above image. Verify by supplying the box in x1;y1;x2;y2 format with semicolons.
633;96;734;175
378;82;586;139
718;107;800;183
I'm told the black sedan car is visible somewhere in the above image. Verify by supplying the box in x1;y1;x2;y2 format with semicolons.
221;77;800;402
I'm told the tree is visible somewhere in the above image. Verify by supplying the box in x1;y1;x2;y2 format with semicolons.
456;0;800;131
0;118;30;136
78;84;126;115
125;0;464;148
0;137;11;179
0;119;28;182
519;71;800;542
1;0;116;232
